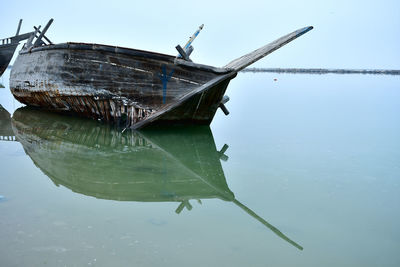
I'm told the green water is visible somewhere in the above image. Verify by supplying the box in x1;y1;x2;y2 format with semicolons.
1;69;399;266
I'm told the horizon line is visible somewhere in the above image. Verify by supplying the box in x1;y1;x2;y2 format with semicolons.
241;67;400;75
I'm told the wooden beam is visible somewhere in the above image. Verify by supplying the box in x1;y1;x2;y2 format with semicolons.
15;19;22;36
34;26;53;44
33;18;53;47
175;45;190;61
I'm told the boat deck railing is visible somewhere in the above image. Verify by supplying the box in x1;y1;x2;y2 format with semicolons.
1;38;14;46
0;136;16;141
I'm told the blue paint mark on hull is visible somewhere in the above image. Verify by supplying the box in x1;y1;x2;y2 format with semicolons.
158;65;174;104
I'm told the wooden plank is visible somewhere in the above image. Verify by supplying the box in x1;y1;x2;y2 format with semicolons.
224;26;313;72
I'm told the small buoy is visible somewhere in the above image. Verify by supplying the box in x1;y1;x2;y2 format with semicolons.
273;78;278;81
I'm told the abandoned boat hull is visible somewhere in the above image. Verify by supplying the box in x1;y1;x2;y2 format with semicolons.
10;23;313;129
10;43;233;127
0;43;18;76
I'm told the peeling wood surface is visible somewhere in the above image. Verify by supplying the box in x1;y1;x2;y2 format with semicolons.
132;73;236;129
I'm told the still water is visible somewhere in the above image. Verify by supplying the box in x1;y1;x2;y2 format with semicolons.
0;69;399;266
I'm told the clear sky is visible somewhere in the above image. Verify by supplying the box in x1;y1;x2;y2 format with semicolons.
1;0;399;69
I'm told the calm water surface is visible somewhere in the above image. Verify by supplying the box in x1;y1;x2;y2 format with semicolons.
0;69;399;266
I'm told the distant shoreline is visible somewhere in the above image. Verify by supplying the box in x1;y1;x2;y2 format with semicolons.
241;68;400;75
7;65;400;75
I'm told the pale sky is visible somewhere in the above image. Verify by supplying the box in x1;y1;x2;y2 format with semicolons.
1;0;399;69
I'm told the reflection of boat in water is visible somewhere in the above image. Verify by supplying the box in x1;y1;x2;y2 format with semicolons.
12;108;234;203
12;107;303;250
0;104;15;141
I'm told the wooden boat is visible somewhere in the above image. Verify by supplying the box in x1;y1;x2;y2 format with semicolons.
0;104;15;141
0;19;34;76
10;19;313;129
11;107;303;250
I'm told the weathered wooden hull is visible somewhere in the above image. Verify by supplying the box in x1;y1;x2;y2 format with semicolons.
10;43;234;128
0;43;18;76
9;25;313;128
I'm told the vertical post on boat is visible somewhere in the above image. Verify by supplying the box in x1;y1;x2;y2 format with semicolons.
25;26;40;49
15;19;22;36
176;24;204;60
183;24;204;55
